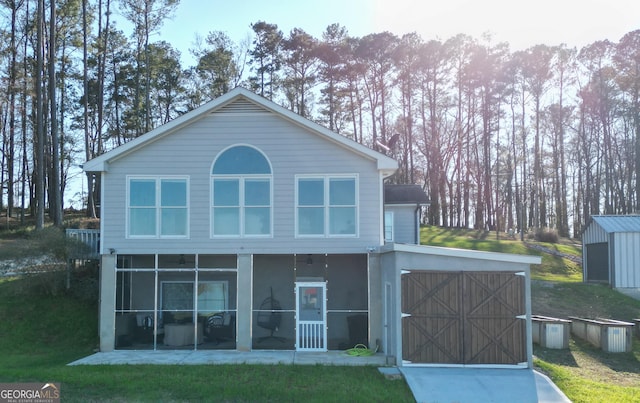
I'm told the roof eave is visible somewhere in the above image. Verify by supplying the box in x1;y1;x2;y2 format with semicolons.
380;243;542;265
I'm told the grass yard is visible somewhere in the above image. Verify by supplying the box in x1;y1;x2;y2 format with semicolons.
0;275;413;402
2;224;640;402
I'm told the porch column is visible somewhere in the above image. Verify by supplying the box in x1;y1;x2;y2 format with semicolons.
236;254;252;351
368;253;383;351
99;254;116;352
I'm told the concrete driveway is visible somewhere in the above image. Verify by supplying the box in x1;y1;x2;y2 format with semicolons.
399;367;571;403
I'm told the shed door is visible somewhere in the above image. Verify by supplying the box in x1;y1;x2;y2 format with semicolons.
586;243;609;282
402;271;526;365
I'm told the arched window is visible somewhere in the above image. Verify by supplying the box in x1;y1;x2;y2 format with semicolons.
211;145;272;237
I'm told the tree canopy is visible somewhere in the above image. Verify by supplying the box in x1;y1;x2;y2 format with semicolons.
0;0;638;238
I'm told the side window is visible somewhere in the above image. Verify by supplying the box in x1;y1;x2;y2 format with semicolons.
128;177;189;238
211;146;272;237
384;211;394;242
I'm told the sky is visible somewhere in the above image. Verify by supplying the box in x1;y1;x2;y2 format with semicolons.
67;0;640;208
139;0;640;65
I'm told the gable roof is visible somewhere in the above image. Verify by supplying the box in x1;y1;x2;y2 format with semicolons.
83;87;398;176
384;184;429;205
588;215;640;233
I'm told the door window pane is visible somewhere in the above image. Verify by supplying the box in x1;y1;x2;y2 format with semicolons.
162;283;194;310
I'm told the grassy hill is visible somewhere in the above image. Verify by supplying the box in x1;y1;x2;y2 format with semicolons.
420;226;640;320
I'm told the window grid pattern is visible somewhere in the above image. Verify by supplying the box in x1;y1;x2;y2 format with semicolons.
211;146;272;237
296;175;358;237
128;177;189;238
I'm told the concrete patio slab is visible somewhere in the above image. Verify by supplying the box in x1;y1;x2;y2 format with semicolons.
68;350;387;366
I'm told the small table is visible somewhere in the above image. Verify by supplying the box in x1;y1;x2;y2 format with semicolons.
164;323;203;346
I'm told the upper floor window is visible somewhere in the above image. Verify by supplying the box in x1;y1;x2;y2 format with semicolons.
296;175;358;237
128;176;189;238
211;145;272;237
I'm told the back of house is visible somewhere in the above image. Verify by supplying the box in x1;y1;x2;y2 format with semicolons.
84;87;398;353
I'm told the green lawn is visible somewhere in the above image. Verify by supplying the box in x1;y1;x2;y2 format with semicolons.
0;276;413;402
3;225;640;402
420;226;583;282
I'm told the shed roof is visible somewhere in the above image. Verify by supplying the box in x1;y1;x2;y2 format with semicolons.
589;215;640;233
384;184;429;205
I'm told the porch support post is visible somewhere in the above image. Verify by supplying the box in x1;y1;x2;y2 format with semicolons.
99;254;116;352
236;253;252;351
368;252;383;351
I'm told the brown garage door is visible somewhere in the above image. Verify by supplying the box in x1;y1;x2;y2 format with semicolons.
402;270;526;365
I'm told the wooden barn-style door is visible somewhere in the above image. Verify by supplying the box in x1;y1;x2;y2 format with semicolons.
402;270;526;365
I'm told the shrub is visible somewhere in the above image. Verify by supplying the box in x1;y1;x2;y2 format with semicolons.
68;261;99;304
535;228;559;243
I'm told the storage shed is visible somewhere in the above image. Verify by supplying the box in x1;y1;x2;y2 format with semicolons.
582;215;640;288
379;243;541;368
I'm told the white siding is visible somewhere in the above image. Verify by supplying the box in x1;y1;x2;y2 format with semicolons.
385;205;417;245
612;232;640;288
582;221;609;244
101;111;383;254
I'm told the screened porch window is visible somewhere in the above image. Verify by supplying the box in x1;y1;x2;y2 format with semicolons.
128;177;188;238
211;145;272;237
161;281;228;319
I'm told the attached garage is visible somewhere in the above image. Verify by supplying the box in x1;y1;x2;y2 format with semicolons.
402;271;526;365
582;215;640;288
379;243;540;368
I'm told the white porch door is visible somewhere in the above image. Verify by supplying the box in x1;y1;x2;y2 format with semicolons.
296;282;327;351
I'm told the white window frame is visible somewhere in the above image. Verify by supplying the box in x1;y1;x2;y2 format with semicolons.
126;176;190;239
295;174;359;238
210;145;273;238
210;175;273;238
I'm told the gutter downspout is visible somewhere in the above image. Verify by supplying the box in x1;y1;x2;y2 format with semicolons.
414;203;421;244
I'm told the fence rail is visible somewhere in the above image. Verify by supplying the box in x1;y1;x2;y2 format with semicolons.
65;229;100;258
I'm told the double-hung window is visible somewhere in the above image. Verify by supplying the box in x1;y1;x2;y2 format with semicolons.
128;177;189;238
296;175;358;237
211;145;272;237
